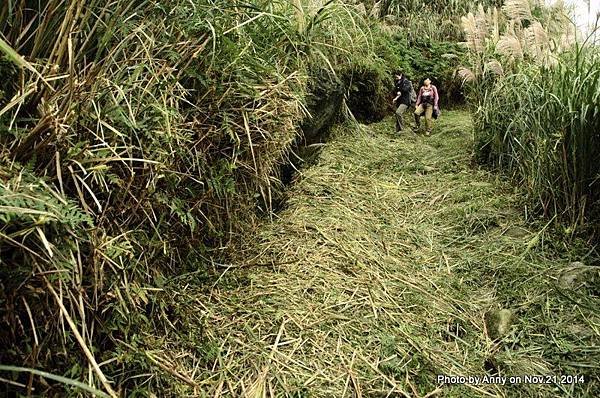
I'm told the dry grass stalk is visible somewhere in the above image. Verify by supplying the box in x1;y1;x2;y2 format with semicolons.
496;33;524;60
43;275;118;398
502;0;533;21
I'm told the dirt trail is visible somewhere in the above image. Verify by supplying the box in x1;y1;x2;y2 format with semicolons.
163;111;598;397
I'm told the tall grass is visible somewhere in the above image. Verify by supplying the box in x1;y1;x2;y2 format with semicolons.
457;0;600;231
378;0;503;41
474;43;600;230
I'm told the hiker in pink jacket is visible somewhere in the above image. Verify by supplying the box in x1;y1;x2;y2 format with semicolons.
414;78;439;135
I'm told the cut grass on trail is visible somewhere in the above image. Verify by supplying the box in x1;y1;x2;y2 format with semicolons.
142;110;600;397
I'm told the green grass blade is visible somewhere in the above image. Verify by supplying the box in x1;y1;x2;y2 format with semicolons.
0;37;39;74
0;365;111;398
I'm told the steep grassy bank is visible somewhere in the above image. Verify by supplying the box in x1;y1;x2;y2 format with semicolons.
141;111;599;396
0;1;372;395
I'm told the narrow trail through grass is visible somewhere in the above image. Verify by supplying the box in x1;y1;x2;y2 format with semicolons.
160;110;599;397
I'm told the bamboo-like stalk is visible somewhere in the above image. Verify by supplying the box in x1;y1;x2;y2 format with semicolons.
43;275;118;398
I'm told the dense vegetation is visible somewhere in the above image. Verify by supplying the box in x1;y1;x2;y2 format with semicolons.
459;0;600;232
0;0;466;395
0;0;598;396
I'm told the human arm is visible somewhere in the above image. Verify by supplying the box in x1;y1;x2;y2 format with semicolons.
393;82;402;103
433;85;439;109
415;87;422;106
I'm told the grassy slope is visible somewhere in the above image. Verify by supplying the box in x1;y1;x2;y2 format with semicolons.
142;111;599;397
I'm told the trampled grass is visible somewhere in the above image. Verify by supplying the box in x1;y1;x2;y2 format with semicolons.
2;1;596;395
138;110;599;396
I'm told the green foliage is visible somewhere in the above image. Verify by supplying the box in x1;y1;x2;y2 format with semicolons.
372;25;466;104
458;0;600;230
474;45;600;230
0;0;382;395
408;37;466;103
0;0;519;395
379;0;503;42
0;168;92;230
341;55;390;123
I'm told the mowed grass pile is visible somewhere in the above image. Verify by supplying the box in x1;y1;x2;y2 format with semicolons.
159;111;598;396
474;44;600;230
0;0;379;395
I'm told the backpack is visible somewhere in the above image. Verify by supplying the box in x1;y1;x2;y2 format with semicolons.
409;86;417;105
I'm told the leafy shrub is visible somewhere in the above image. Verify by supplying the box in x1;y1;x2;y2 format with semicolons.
342;56;390;123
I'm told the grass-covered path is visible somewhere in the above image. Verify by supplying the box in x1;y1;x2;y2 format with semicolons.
157;111;599;397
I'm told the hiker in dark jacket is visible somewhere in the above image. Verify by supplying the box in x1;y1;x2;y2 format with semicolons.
392;72;413;133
